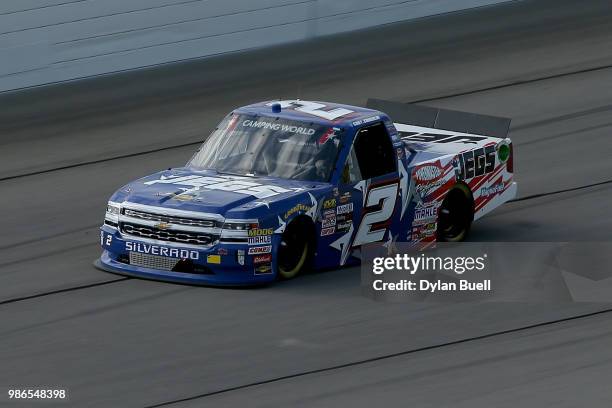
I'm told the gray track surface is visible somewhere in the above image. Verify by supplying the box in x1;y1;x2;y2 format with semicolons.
1;0;612;406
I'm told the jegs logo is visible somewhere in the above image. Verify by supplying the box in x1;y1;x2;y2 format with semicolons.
454;144;496;180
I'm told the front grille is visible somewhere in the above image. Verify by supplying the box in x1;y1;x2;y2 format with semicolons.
123;208;218;228
121;223;217;245
129;252;179;271
125;253;214;274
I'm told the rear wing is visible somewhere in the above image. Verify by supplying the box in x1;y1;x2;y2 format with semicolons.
366;98;511;139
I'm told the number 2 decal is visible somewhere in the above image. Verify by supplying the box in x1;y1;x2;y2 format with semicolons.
267;100;354;121
353;183;398;246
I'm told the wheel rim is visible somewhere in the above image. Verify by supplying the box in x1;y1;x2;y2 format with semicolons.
437;186;472;241
277;229;309;279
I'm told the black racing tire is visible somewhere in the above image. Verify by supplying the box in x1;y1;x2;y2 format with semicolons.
277;218;313;280
437;183;474;242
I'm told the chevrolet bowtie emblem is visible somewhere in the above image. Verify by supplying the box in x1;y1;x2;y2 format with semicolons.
155;222;172;230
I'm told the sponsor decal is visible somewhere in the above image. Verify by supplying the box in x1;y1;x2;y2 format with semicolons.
352;115;381;127
337;220;352;233
323;198;336;209
253;254;272;264
323;208;335;217
332;187;339;197
412;163;447;198
242;119;316;136
248;228;273;237
248;235;272;245
248;245;272;255
414;164;443;182
254;264;273;275
207;254;221;264
339;192;352;204
217;248;229;256
414;203;438;225
144;174;294;199
412;222;437;240
336;213;352;223
284;203;310;219
480;182;505;197
415;180;445;197
125;241;199;260
321;227;335;236
453;144;496;180
336;202;353;215
237;249;245;266
322;215;336;228
400;132;489;144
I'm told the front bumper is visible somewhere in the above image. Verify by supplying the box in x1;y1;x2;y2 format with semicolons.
95;225;276;286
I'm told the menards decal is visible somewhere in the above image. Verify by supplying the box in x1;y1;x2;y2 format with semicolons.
144;175;294;199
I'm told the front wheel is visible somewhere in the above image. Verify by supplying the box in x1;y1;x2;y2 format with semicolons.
277;220;311;280
437;184;474;242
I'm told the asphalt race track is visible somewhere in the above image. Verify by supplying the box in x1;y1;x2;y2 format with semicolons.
1;0;612;406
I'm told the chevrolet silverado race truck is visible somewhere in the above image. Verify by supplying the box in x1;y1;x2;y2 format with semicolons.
96;99;516;285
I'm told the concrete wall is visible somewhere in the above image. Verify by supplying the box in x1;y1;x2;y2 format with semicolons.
0;0;514;92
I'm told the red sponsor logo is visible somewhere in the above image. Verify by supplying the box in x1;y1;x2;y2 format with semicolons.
321;226;335;236
253;254;272;264
415;164;443;183
248;245;272;255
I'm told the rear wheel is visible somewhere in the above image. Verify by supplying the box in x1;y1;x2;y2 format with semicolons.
437;184;474;242
277;219;312;279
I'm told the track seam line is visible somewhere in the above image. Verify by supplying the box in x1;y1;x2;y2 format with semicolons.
3;64;612;183
0;224;99;251
0;141;201;182
144;307;612;407
409;63;612;103
509;178;612;203
0;277;130;306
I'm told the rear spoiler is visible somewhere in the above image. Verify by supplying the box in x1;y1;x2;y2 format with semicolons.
366;98;511;139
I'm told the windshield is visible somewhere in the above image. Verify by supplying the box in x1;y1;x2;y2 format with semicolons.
188;114;343;182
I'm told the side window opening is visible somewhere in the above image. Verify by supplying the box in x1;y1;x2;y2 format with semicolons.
344;122;396;183
342;146;362;184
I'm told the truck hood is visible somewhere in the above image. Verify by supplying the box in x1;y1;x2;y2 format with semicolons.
113;168;326;216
